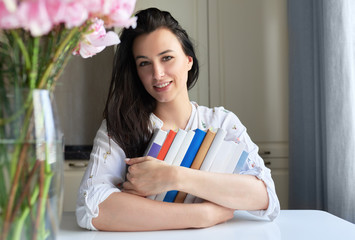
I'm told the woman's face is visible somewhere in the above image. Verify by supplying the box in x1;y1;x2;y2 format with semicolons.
132;28;193;104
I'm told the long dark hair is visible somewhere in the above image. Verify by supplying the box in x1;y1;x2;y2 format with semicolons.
103;8;199;157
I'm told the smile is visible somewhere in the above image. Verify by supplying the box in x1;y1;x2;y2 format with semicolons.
155;81;172;88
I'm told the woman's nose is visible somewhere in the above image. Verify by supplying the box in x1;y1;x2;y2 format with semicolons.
153;63;165;80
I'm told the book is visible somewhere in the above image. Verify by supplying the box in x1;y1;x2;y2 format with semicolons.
143;127;250;203
156;129;177;160
144;128;167;158
154;130;195;201
171;130;196;166
208;140;245;173
163;129;206;202
148;129;176;200
174;129;216;203
192;141;249;203
199;128;227;172
163;129;187;165
233;150;249;173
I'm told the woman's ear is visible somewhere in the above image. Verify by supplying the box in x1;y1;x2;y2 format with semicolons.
187;56;193;70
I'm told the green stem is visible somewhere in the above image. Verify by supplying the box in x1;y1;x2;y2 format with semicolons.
37;27;79;89
12;185;40;240
29;37;40;89
10;30;31;71
0;91;33;126
33;162;44;240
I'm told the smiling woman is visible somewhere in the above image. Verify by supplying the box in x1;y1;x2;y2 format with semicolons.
133;28;193;109
76;7;279;231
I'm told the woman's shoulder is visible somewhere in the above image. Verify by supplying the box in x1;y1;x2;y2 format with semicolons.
193;101;236;119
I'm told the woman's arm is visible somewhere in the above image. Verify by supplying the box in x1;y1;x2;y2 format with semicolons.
92;192;234;231
123;157;269;211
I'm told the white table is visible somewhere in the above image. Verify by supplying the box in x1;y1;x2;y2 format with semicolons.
59;210;355;240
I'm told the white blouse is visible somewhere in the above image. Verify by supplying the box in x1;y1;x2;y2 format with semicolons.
76;102;280;230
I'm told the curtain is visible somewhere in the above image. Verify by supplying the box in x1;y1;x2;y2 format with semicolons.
288;0;355;223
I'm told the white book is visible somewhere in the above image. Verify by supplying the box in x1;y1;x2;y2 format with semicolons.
163;129;187;165
143;128;167;157
154;130;195;201
199;128;227;171
224;142;246;174
209;140;247;174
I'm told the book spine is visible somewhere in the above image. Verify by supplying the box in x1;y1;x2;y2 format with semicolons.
190;129;216;169
199;128;227;171
176;129;216;203
164;129;206;203
163;129;187;165
144;129;167;200
171;130;195;166
144;129;167;158
156;130;177;160
154;130;195;201
179;129;207;168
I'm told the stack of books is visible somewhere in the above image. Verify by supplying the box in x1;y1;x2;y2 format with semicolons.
144;128;249;203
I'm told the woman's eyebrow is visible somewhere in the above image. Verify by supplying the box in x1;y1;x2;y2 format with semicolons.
135;49;174;60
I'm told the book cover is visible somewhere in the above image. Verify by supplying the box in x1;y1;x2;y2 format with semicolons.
154;130;195;201
163;129;187;165
164;129;206;203
144;128;167;158
175;129;216;203
156;129;177;160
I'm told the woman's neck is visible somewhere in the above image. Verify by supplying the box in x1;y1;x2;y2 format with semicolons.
154;99;192;131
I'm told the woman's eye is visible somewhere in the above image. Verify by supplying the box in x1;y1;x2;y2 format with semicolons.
138;61;150;67
162;56;173;61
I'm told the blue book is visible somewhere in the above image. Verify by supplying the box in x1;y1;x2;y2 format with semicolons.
163;129;206;202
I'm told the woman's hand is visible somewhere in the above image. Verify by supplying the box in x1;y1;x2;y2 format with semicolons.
122;156;177;197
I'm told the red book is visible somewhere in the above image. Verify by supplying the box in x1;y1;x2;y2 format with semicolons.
156;130;177;160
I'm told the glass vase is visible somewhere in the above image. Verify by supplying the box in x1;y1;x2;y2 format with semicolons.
0;89;64;240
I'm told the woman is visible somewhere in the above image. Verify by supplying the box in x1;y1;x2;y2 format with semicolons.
76;8;280;231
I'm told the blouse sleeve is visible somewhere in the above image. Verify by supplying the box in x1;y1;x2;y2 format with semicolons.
76;120;127;230
219;108;280;221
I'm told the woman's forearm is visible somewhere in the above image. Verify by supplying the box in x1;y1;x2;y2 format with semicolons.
174;166;269;210
92;192;234;231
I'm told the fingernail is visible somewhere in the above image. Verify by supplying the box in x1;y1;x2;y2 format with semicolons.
125;158;130;163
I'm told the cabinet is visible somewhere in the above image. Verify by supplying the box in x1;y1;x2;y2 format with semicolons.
259;142;289;209
63;160;88;212
207;0;289;208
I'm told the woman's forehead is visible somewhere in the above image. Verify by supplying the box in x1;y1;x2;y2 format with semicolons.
133;28;184;56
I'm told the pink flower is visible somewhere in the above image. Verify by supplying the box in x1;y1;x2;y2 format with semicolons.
47;0;88;29
73;19;120;58
0;2;21;29
17;0;53;36
91;0;137;28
